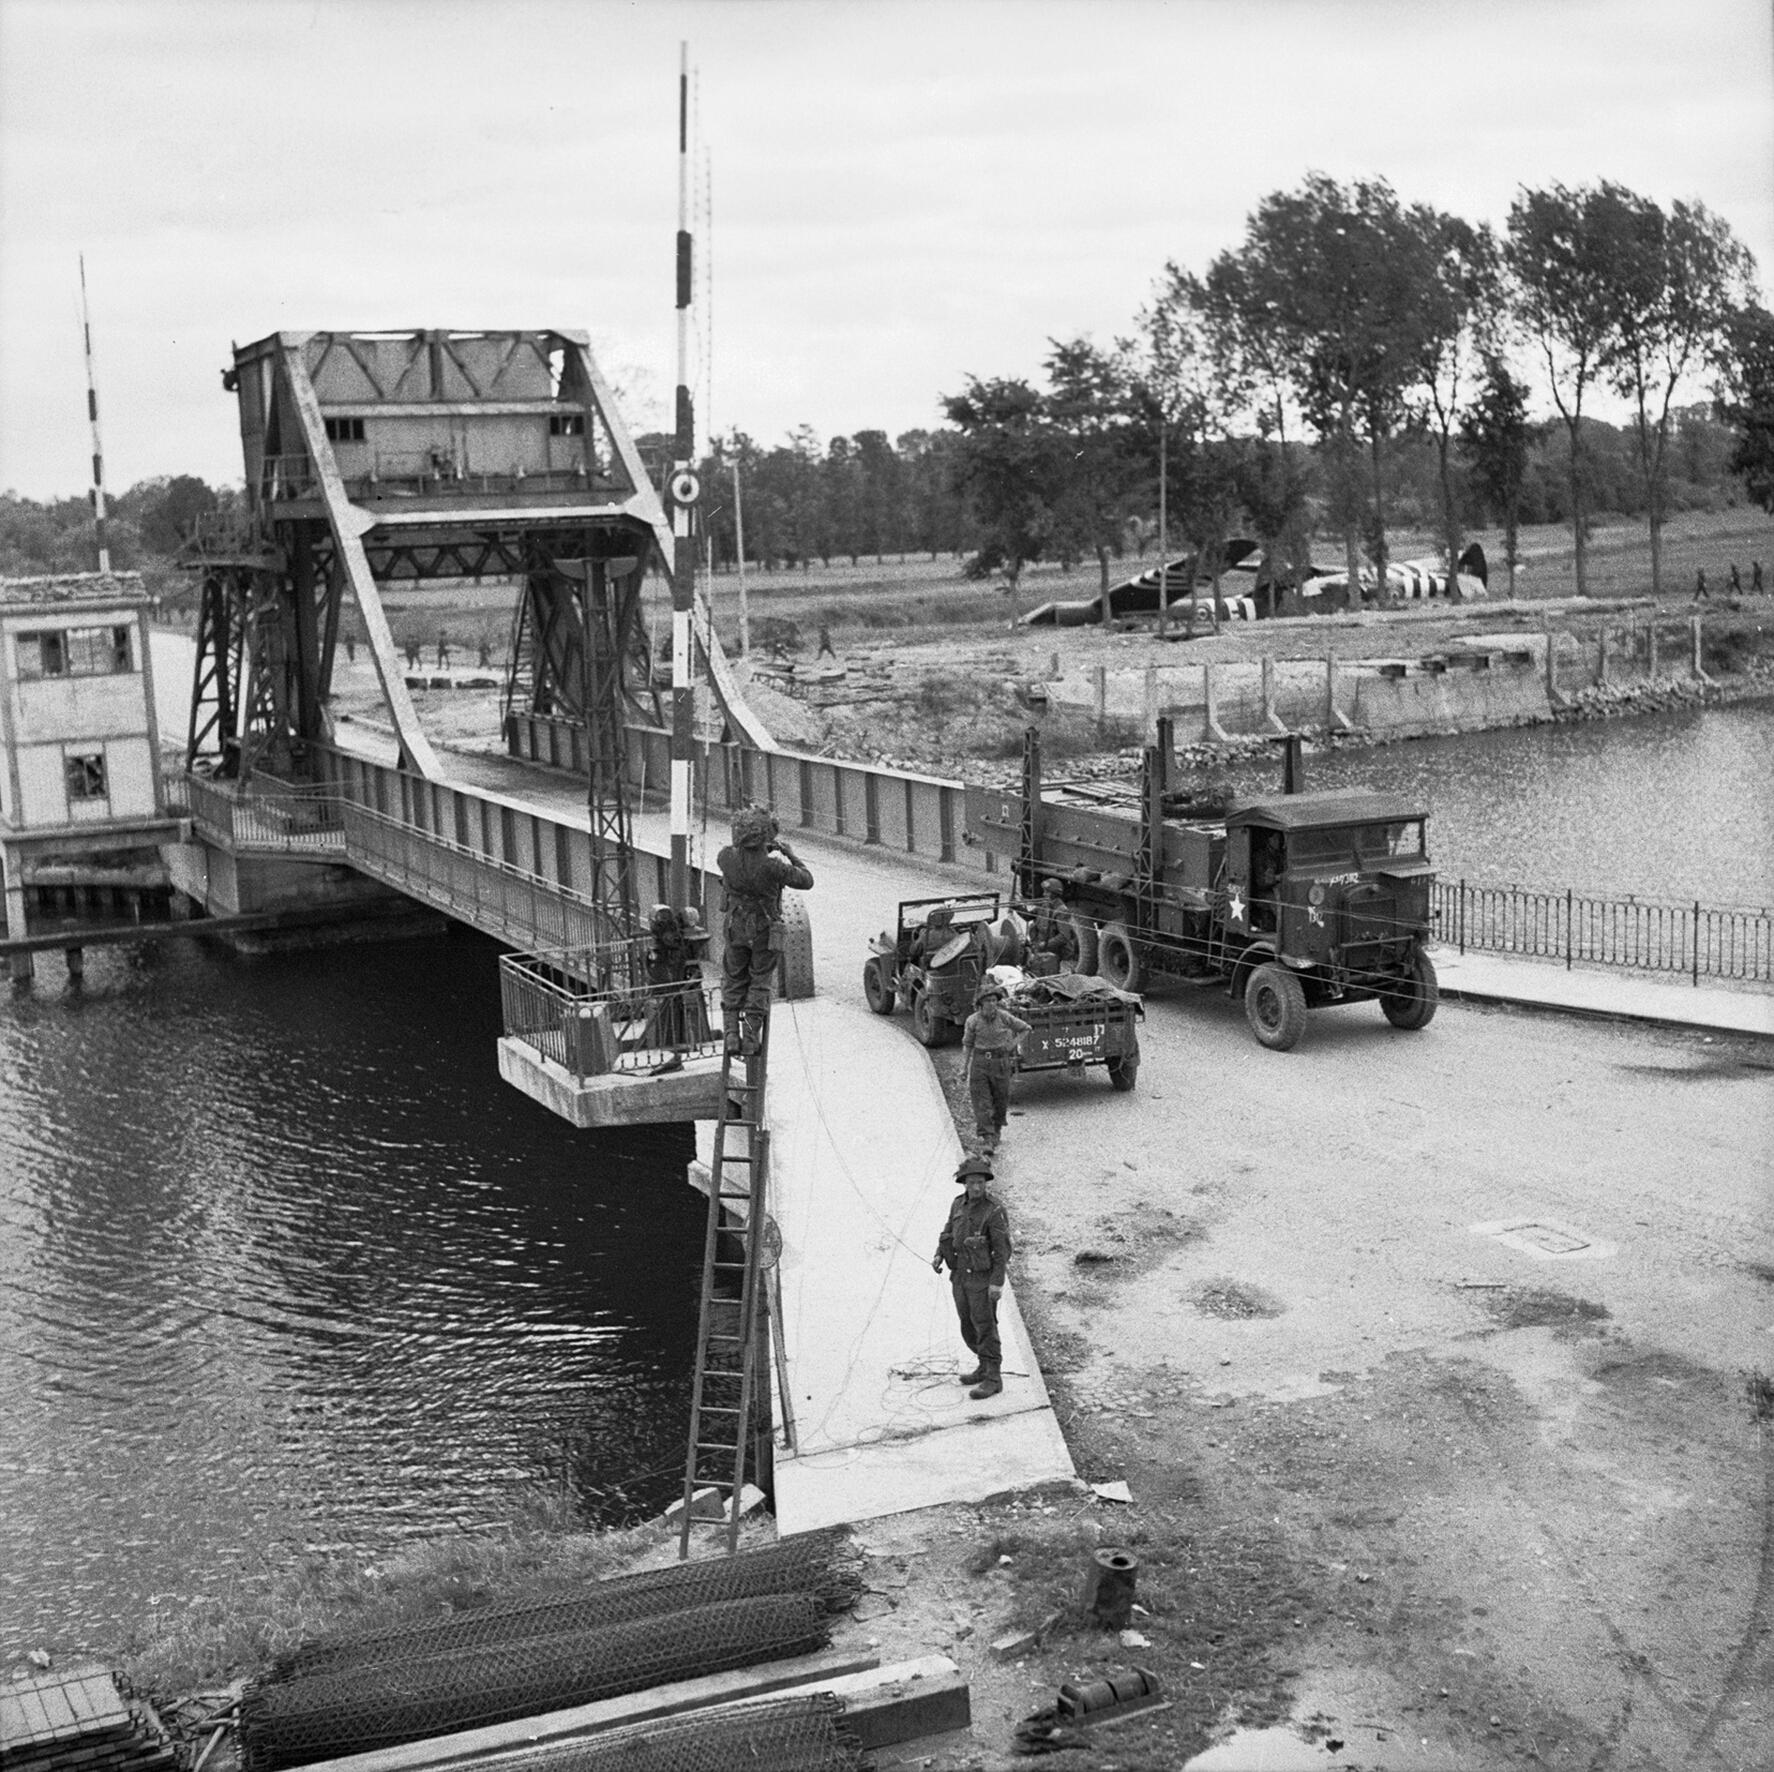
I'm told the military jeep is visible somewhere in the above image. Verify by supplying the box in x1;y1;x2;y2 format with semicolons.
863;893;1007;1047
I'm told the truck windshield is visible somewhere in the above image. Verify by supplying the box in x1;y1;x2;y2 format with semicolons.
1353;820;1425;858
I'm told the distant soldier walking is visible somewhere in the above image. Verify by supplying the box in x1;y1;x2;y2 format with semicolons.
716;806;813;1057
1729;562;1742;595
932;1153;1011;1400
1754;561;1766;595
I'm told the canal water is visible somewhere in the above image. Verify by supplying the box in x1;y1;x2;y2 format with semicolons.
1277;698;1774;907
0;931;702;1655
2;699;1769;1657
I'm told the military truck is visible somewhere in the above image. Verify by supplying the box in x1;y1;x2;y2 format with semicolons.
964;726;1439;1051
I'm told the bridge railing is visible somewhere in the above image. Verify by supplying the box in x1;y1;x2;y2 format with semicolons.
499;942;726;1079
624;726;966;865
182;774;348;857
1435;879;1774;987
338;800;625;951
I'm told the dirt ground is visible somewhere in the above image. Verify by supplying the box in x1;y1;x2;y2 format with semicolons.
811;999;1773;1772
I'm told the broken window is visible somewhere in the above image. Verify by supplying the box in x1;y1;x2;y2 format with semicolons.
17;626;133;678
64;752;107;801
549;413;585;436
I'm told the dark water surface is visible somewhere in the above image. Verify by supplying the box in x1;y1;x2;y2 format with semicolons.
0;931;700;1654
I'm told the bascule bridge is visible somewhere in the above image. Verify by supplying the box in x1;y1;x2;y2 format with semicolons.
168;326;791;1119
150;323;1065;1537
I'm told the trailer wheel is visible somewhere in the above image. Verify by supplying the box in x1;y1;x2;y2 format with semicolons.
1244;962;1307;1051
1095;921;1144;993
1106;1051;1140;1092
863;956;897;1016
1069;913;1098;976
1380;950;1439;1030
911;988;948;1048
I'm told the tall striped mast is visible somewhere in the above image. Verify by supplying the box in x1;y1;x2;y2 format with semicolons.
667;41;699;906
79;255;111;573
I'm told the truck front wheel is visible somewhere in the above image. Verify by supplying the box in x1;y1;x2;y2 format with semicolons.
1245;962;1307;1051
1095;921;1144;993
1380;951;1439;1030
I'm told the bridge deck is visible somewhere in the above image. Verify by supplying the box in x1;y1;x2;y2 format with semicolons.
333;727;1078;1528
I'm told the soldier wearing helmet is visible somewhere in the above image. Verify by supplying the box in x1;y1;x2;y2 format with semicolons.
960;980;1029;1156
1025;876;1078;972
645;902;709;1066
716;805;813;1056
931;1152;1012;1400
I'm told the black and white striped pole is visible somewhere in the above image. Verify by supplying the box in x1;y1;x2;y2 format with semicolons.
79;255;111;574
668;41;699;908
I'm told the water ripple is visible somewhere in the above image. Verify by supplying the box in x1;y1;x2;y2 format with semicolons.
1;930;699;1654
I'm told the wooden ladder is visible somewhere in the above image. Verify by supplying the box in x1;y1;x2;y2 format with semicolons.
679;1016;771;1556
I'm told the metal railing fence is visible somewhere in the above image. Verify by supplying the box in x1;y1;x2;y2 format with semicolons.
339;800;625;951
500;943;725;1079
1435;879;1773;987
183;774;347;856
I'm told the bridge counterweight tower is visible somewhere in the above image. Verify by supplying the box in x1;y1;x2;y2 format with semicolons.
188;327;733;934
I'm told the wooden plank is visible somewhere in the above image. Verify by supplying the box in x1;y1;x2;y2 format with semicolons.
294;1648;882;1772
730;1654;970;1750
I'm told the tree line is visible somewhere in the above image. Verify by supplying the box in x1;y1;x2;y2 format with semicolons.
932;175;1767;617
6;175;1770;607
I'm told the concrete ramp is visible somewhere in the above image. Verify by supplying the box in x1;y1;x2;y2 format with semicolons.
761;996;1074;1533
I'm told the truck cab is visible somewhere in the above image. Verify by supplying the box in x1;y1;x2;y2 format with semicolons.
1226;793;1431;969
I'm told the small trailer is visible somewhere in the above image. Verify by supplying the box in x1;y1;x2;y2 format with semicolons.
1009;985;1143;1091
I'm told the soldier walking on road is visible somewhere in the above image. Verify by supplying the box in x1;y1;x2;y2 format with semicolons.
961;981;1028;1156
715;806;813;1057
932;1153;1011;1400
1754;561;1766;595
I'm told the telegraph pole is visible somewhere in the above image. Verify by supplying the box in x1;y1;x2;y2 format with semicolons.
667;42;699;906
79;256;111;573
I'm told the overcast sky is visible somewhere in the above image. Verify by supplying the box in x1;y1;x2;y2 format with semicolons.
2;0;1770;501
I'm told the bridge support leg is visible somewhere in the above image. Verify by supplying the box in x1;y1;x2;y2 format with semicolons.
2;846;32;982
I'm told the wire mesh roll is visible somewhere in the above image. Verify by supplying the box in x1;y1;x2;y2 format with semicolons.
263;1528;861;1686
478;1693;869;1772
239;1592;830;1772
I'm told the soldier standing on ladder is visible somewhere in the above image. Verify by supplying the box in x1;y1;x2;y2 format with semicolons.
716;807;812;1057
